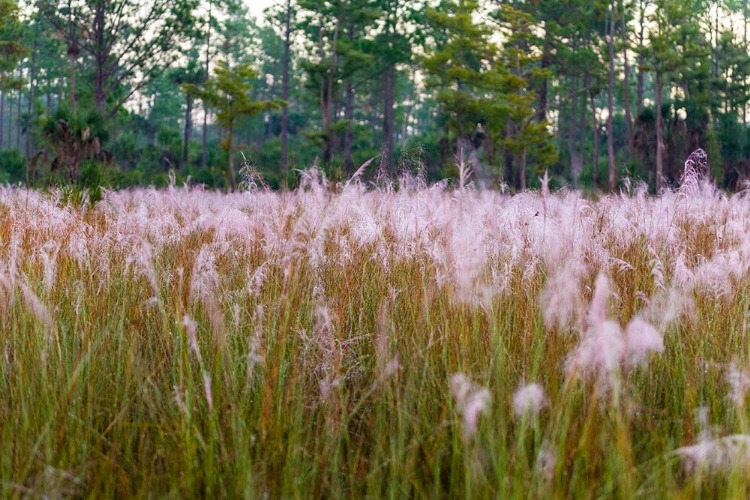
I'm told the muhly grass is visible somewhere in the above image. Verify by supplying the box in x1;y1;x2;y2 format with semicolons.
2;175;750;497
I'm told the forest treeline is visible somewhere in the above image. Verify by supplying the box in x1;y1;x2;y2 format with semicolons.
0;0;749;192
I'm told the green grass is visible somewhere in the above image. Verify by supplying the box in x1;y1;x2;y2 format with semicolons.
1;185;750;498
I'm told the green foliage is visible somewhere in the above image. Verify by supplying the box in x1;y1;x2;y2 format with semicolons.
422;1;556;188
39;107;110;182
183;60;281;189
183;62;275;136
4;0;750;191
423;0;501;140
0;0;26;89
0;147;25;184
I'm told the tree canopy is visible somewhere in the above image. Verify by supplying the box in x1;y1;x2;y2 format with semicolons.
0;0;749;191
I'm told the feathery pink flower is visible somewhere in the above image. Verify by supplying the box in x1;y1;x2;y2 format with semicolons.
513;383;549;418
450;373;491;439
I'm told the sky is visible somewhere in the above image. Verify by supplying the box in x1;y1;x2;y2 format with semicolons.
247;0;275;21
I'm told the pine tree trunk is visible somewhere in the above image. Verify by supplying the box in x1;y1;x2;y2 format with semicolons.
93;3;106;114
0;91;5;149
504;120;515;189
343;22;355;174
620;2;633;158
656;72;664;191
382;64;395;175
538;27;552;122
713;5;719;80
745;0;748;125
280;0;292;187
319;18;340;166
68;0;76;115
69;58;76;114
325;18;341;165
227;124;236;191
331;100;339;160
26;28;38;159
607;0;617;192
591;89;600;188
344;76;354;173
401;75;414;148
202;0;213;170
16;68;22;151
577;77;587;183
5;90;10;148
568;76;581;183
636;0;645;113
183;97;193;166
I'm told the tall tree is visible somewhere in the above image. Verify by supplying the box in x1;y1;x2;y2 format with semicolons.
201;0;214;169
298;0;343;166
635;0;647;113
423;0;503;173
606;0;617;191
340;0;378;174
38;0;197;116
172;55;205;165
267;0;296;185
376;0;414;174
494;4;556;189
619;0;634;158
0;0;25;154
183;61;280;190
641;0;697;190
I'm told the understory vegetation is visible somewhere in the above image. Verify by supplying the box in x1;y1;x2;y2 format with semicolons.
2;174;750;497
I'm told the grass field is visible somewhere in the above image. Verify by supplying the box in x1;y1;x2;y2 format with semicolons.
2;175;750;498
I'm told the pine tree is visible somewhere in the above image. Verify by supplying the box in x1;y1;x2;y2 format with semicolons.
182;61;280;190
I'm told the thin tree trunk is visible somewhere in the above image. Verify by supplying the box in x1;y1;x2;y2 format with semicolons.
280;0;292;187
344;75;354;173
324;18;341;165
5;91;10;148
577;76;586;182
713;2;719;80
382;64;395;175
331;100;339;159
202;0;213;170
0;91;5;149
636;0;645;113
538;27;552;122
93;3;106;114
620;1;633;158
519;148;527;191
590;87;600;188
504;119;514;188
343;22;355;174
16;68;22;151
656;72;664;191
69;59;77;110
401;74;415;148
227;124;236;191
26;27;38;158
183;97;193;165
319;18;340;165
568;76;580;183
607;0;617;191
745;0;748;125
68;0;76;114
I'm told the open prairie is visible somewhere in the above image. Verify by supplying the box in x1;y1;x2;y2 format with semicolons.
2;176;750;498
